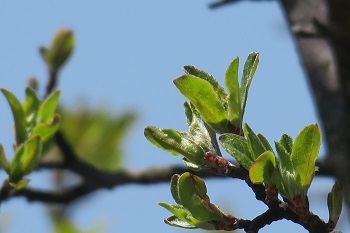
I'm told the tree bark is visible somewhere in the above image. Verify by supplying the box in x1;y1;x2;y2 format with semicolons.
280;0;350;216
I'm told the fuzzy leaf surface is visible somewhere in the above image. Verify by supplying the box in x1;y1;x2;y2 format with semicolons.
144;127;204;165
243;123;266;160
220;133;252;169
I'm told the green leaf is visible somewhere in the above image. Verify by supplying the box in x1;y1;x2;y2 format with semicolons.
159;203;215;229
225;57;242;128
144;126;205;165
327;182;343;227
225;57;240;94
280;134;293;155
257;133;273;152
184;102;221;157
240;52;259;113
23;87;40;119
164;215;197;229
183;65;227;101
0;144;10;173
243;123;266;160
1;88;28;145
9;136;43;183
291;124;321;188
41;28;74;72
58;107;135;171
159;202;195;226
177;172;220;222
219;133;252;169
275;141;293;173
171;174;181;204
51;211;81;233
38;90;60;123
32;114;61;141
174;75;228;133
249;151;276;184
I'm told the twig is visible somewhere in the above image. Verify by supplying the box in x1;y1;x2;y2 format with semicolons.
10;166;225;204
45;70;58;96
209;0;274;9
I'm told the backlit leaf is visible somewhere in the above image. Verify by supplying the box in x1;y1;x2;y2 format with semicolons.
240;52;259;113
38;90;60;123
183;65;227;101
174;75;228;133
291;124;321;188
9;136;42;183
249;151;276;184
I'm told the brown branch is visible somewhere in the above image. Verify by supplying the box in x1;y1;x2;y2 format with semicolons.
45;69;58;97
10;166;226;204
209;0;273;9
238;207;328;233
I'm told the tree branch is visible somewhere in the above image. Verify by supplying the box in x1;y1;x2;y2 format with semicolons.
209;0;274;9
10;165;226;204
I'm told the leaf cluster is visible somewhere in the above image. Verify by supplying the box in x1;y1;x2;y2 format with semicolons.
145;53;343;232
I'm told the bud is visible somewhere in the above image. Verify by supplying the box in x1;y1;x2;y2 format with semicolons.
40;28;75;72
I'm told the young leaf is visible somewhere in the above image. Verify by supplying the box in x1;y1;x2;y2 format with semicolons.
184;102;221;157
183;65;227;101
174;75;228;133
144;126;205;165
32;114;61;141
159;203;214;229
9;136;43;183
0;144;10;173
225;57;242;128
257;133;273;152
249;151;276;184
159;202;195;227
240;52;259;113
164;215;196;229
275;141;294;173
243;123;266;160
1;88;28;145
178;172;223;222
171;174;181;205
279;134;293;155
327;182;343;227
219;133;252;169
290;124;321;188
38;90;60;123
225;57;240;94
23;87;40;118
41;28;74;72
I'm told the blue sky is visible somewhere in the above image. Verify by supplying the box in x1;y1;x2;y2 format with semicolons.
0;1;347;232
